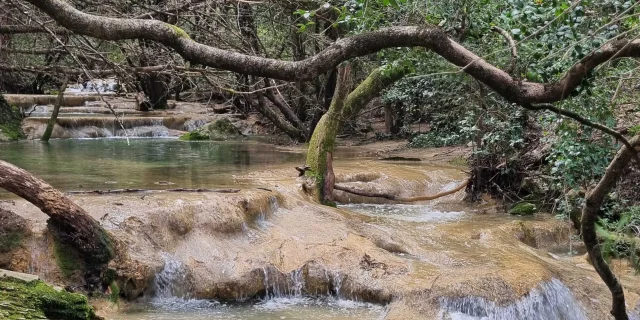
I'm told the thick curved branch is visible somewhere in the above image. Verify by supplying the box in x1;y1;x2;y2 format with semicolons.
491;26;518;74
0;160;114;267
581;136;640;320
24;0;640;105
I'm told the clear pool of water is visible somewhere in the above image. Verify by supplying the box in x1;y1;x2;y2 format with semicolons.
107;297;384;320
0;138;308;194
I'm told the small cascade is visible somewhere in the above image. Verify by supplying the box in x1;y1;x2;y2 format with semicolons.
262;266;306;299
22;116;197;139
438;279;587;320
154;254;191;299
331;271;345;299
65;78;118;94
341;203;465;223
152;254;218;310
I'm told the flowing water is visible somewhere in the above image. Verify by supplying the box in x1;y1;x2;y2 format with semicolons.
2;137;622;319
438;279;587;320
107;255;383;320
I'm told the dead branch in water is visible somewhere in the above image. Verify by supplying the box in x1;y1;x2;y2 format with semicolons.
334;180;468;202
66;188;241;195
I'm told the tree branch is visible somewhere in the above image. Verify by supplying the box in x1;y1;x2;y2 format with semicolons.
581;136;640;320
525;103;640;166
23;0;640;105
334;180;468;202
491;26;518;74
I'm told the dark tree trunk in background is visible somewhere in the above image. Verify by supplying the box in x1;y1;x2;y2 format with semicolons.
0;160;115;289
139;72;169;109
41;76;69;141
384;105;394;133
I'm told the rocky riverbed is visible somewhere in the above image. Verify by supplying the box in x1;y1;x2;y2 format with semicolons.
2;158;639;319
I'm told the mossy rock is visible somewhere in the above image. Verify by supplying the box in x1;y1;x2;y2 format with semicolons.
53;241;86;279
179;118;241;141
0;94;24;142
0;208;27;254
509;202;538;216
0;276;99;320
179;131;209;141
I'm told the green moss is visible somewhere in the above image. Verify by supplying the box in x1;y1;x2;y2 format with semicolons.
0;94;24;141
0;231;23;253
210;118;237;134
509;202;538;216
53;241;85;278
0;209;27;253
448;156;468;167
180;118;240;141
0;276;98;320
167;24;190;39
179;131;209;141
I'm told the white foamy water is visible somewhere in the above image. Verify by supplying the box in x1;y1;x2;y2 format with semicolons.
439;279;587;320
340;203;465;223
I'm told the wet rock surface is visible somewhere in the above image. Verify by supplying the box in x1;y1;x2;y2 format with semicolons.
3;160;640;319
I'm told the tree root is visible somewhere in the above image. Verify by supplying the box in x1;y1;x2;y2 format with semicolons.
334;180;468;203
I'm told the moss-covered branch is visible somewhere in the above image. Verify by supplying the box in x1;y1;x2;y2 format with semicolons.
305;65;408;204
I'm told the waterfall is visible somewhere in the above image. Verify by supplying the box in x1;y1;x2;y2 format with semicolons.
151;253;218;310
438;279;587;320
262;266;305;300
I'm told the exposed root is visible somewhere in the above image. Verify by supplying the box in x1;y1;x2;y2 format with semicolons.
334;180;468;203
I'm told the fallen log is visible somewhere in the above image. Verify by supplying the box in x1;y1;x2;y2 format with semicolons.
0;160;114;287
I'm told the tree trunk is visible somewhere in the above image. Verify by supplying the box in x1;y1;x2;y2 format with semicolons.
41;76;69;142
139;73;169;109
581;135;640;320
0;160;114;287
306;65;407;204
384;105;394;133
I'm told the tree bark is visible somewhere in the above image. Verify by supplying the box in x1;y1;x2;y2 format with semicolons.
0;160;114;285
41;76;69;142
306;65;407;204
581;135;640;320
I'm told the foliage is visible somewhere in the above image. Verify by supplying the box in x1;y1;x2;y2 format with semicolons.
598;205;640;271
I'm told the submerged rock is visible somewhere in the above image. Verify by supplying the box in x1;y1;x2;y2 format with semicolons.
0;273;99;320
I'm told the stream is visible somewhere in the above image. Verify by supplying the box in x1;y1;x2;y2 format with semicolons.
2;137;636;319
